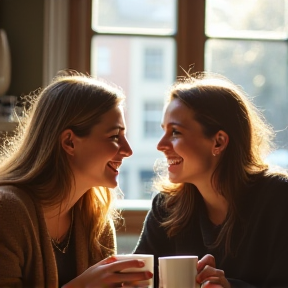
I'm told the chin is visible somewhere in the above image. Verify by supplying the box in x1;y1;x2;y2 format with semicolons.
106;179;118;188
109;183;118;189
168;176;180;183
169;174;186;184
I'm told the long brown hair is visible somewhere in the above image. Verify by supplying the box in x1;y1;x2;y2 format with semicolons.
155;72;275;255
0;71;125;258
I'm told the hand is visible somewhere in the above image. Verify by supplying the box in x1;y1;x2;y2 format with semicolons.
62;256;153;288
196;254;231;288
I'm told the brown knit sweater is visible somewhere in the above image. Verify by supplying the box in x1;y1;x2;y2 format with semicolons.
0;186;116;288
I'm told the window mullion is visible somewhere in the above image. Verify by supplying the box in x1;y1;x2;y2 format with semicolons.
177;0;206;75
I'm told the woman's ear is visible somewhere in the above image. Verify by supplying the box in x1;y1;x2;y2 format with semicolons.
212;130;229;156
61;129;75;156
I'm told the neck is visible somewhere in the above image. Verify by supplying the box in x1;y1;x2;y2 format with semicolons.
197;184;228;226
43;184;88;241
44;203;74;242
204;197;228;225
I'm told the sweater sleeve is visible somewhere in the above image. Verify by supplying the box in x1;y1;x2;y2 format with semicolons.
260;176;288;287
227;174;288;288
0;188;35;288
133;193;174;288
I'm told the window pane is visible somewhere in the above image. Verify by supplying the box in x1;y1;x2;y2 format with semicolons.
91;35;175;199
206;0;288;39
92;0;177;35
144;48;164;80
205;39;288;153
139;170;155;199
144;101;163;138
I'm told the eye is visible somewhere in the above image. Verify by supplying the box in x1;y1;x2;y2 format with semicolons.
110;135;119;141
172;128;180;136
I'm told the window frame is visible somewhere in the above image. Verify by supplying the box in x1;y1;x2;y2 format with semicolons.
67;0;206;234
68;0;205;75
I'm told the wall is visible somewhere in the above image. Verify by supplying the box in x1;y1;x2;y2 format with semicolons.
0;0;44;97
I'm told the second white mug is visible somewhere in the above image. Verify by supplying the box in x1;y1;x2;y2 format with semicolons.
158;255;200;288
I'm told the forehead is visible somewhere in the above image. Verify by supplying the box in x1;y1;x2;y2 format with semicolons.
163;98;194;123
94;105;126;130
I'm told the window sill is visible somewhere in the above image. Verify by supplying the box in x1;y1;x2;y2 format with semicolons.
116;199;152;211
116;199;152;235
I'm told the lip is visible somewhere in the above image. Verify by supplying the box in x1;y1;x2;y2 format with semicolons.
166;157;183;166
107;161;122;174
168;163;182;173
166;157;183;173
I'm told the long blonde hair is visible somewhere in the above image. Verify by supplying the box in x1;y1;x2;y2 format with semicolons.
0;71;125;258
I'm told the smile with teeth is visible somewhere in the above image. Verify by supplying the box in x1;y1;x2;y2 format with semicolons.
108;161;121;172
167;158;183;166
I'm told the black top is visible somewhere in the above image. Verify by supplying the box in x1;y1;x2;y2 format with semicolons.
134;174;288;288
53;227;77;287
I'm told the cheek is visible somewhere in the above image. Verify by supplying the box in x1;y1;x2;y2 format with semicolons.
74;144;100;167
179;141;211;161
106;143;119;155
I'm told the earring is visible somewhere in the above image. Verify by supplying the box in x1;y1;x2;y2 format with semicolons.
212;152;216;156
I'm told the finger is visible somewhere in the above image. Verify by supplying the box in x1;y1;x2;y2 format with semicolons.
102;256;118;265
122;279;150;287
206;276;230;288
110;271;153;284
201;280;223;288
197;266;225;283
109;259;146;272
197;254;216;272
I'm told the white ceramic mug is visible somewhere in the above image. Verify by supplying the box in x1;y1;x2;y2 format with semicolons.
115;254;154;287
158;255;200;288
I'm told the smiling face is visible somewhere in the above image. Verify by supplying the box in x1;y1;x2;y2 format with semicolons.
70;105;132;190
157;98;217;186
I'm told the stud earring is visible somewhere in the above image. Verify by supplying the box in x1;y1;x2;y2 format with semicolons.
212;152;216;156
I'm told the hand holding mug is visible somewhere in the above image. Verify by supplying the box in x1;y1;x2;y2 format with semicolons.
197;254;231;288
62;255;153;288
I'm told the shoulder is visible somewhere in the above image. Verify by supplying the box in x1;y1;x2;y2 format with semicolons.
245;173;288;213
258;172;288;196
0;185;35;206
0;185;38;224
150;192;169;221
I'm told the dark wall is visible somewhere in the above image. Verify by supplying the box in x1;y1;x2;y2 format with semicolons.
0;0;44;97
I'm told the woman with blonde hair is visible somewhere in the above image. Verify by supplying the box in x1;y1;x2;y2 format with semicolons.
134;72;288;288
0;71;153;288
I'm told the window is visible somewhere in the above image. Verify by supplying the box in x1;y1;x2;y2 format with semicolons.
143;101;163;138
204;0;288;163
93;46;111;76
68;0;288;175
68;0;288;240
89;0;176;203
144;47;164;80
139;170;155;200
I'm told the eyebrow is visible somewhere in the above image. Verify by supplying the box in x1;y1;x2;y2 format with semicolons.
161;122;186;129
106;125;125;133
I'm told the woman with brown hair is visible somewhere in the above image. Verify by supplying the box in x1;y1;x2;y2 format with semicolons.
134;72;288;288
0;71;153;288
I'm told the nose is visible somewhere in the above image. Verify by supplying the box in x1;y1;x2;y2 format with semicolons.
157;134;170;152
120;137;133;157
